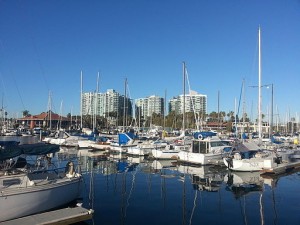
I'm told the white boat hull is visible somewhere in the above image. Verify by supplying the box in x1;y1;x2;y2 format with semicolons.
0;175;82;222
178;151;224;165
127;146;152;156
151;149;180;159
223;157;275;172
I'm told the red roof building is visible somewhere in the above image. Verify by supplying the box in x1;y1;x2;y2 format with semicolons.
17;111;70;129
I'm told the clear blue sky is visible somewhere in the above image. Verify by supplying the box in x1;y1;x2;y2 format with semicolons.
0;0;300;123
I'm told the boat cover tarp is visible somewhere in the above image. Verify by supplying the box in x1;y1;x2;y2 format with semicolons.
0;143;60;160
20;143;60;155
236;142;260;151
118;132;137;145
0;141;20;146
0;145;23;161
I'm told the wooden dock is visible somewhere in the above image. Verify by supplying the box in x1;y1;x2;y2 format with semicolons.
260;161;300;176
1;206;94;225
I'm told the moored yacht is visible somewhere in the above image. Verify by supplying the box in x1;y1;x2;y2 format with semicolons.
177;136;232;165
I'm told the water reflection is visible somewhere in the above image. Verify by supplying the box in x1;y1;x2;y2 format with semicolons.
54;147;300;225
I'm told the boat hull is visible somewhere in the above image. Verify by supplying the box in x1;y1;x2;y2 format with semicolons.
178;151;224;165
0;176;82;222
151;149;179;159
223;157;275;172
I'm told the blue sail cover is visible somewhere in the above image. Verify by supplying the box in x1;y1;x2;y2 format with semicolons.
118;133;131;145
242;132;248;139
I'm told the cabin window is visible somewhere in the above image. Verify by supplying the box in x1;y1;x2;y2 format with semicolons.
3;178;21;186
193;141;208;153
192;141;199;153
211;141;223;147
199;142;207;154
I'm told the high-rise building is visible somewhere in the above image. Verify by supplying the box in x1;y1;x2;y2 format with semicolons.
169;90;207;115
81;89;132;118
135;95;164;118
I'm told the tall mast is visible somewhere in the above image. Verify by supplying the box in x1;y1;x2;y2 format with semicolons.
258;26;262;142
123;78;127;131
182;61;186;132
80;70;83;129
48;91;52;130
164;89;166;132
242;79;246;134
94;72;100;131
217;90;220;131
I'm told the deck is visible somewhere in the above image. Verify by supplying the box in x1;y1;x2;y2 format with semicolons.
1;206;94;225
260;161;300;175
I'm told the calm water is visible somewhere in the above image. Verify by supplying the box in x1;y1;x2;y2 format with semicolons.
2;136;300;225
74;150;300;225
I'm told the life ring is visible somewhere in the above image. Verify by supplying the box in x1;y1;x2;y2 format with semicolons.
198;134;203;139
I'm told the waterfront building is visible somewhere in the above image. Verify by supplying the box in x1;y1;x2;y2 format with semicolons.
135;95;164;118
169;90;207;115
16;111;69;129
81;89;132;118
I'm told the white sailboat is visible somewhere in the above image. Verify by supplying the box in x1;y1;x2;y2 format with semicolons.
0;145;82;222
223;27;283;172
151;62;190;159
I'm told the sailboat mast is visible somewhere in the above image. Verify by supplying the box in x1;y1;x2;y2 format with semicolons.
94;72;100;131
123;78;127;132
258;27;262;141
80;70;83;129
47;91;52;130
182;61;186;132
242;79;246;134
164;89;166;132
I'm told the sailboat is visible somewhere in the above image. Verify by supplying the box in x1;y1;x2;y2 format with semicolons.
223;27;284;172
151;62;190;159
0;143;82;222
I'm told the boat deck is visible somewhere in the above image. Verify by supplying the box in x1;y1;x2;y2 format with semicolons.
1;206;93;225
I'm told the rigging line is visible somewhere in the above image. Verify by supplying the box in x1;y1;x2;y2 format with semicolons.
185;66;199;129
0;73;7;110
30;35;50;91
237;81;243;117
11;71;26;111
0;41;26;111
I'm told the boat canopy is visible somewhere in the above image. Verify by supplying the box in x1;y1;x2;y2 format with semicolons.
0;142;60;161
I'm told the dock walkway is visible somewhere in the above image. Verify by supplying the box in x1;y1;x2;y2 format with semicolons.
1;206;94;225
261;160;300;175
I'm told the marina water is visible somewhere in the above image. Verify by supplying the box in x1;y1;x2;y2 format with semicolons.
76;150;300;225
2;136;300;225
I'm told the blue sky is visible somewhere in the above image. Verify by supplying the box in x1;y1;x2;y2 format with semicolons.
0;0;300;123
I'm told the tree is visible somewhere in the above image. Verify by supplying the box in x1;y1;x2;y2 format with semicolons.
22;110;30;117
227;111;235;122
